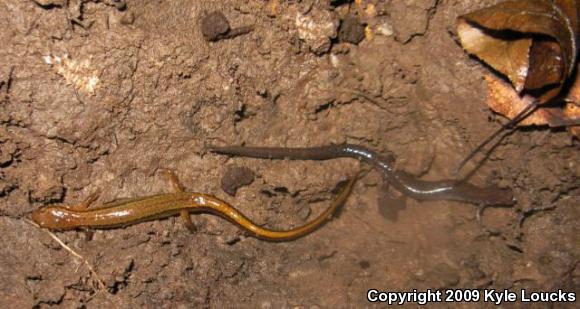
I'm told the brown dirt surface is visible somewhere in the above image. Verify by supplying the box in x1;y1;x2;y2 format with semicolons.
1;0;578;308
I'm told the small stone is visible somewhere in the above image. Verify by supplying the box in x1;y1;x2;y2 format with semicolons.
0;141;17;166
112;0;127;11
201;11;231;42
120;11;135;25
338;16;366;45
265;0;281;18
221;165;255;196
376;21;394;37
295;9;339;55
32;0;65;7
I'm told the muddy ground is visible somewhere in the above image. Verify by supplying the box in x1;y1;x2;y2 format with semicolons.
1;0;578;308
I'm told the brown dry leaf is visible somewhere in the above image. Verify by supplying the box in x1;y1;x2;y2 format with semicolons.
485;74;552;126
562;63;580;136
458;0;578;103
563;102;580;136
564;63;580;102
525;40;563;90
457;20;531;92
486;73;580;137
554;0;580;40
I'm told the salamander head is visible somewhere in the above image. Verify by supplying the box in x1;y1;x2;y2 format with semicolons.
31;206;79;230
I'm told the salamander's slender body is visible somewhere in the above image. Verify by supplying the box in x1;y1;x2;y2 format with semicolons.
32;171;356;241
208;144;515;206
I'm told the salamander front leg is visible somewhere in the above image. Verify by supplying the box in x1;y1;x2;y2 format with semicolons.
81;227;95;241
62;192;101;239
160;169;185;193
180;210;196;233
160;169;196;233
68;191;101;211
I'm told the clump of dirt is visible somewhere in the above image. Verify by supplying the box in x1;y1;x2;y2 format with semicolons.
220;165;255;196
338;16;366;44
200;10;253;42
0;0;578;307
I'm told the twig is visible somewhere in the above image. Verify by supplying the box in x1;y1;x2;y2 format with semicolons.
25;218;108;293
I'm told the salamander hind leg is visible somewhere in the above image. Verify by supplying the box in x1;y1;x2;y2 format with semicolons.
160;169;195;232
81;227;94;241
160;169;185;193
179;210;196;233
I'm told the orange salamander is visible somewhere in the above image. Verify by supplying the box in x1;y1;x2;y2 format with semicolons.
31;170;356;241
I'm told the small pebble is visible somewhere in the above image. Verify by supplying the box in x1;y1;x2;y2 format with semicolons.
32;0;65;7
201;11;231;41
112;0;127;11
120;11;135;25
338;16;366;45
221;165;255;196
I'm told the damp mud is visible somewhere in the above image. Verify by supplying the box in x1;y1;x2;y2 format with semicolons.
0;1;578;307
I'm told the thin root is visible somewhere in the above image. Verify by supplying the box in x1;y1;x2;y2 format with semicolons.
25;218;108;293
455;102;538;176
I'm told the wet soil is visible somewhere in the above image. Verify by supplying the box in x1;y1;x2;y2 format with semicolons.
1;0;578;308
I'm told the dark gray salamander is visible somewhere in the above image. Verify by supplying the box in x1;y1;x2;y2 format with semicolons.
208;144;515;206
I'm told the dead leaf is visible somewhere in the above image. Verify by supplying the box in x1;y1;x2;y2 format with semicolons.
457;21;531;92
486;73;580;137
525;40;563;90
485;74;552;126
562;65;580;135
564;63;580;102
458;0;578;103
563;102;580;136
